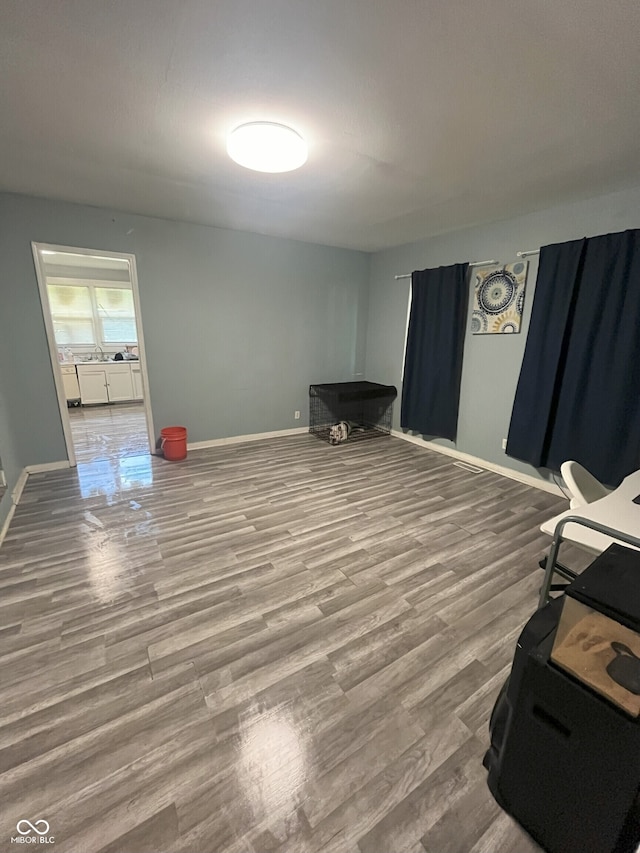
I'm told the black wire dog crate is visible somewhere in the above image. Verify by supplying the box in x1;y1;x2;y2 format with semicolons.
309;381;398;444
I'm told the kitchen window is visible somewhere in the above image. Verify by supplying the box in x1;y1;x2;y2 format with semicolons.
47;281;137;349
47;284;96;345
96;287;137;344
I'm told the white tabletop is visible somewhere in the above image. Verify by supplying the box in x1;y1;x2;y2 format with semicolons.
540;470;640;553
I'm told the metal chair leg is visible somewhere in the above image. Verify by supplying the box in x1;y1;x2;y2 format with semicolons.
539;535;564;608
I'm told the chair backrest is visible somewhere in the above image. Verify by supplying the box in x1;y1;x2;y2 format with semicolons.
560;460;610;508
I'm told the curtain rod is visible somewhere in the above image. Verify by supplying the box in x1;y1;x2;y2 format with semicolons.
393;259;498;280
516;249;540;258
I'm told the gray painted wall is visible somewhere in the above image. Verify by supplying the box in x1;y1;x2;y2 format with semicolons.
365;183;640;482
2;180;640;509
0;193;369;471
0;272;28;531
0;384;24;532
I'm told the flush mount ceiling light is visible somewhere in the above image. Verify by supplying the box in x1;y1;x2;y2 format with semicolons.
227;122;307;173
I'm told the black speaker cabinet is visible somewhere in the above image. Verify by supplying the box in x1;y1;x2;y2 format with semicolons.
485;545;640;853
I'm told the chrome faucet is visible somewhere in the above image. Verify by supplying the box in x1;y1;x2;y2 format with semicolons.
94;346;104;361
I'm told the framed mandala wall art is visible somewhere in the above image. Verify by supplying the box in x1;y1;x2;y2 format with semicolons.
471;261;528;334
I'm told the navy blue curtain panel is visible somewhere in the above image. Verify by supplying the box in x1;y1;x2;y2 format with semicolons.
507;229;640;486
401;263;469;441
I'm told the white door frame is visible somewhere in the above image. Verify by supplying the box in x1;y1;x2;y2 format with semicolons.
32;242;156;467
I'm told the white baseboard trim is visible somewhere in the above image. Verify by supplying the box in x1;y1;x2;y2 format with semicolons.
0;502;17;547
391;430;564;497
11;468;29;504
25;460;71;474
188;427;308;451
3;463;69;544
0;467;29;548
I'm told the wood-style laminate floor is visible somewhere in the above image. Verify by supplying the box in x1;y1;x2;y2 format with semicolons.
0;434;568;853
69;403;150;464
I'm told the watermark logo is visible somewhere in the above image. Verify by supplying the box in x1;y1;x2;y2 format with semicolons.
11;820;54;844
16;823;49;837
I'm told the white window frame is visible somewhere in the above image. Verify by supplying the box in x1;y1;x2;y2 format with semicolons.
46;277;138;352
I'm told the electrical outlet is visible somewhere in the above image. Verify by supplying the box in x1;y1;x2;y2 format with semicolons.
294;410;301;420
502;438;507;450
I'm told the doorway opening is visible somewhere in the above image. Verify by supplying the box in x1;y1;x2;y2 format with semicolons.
32;244;155;469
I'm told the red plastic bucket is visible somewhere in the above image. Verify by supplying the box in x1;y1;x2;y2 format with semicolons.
160;426;187;461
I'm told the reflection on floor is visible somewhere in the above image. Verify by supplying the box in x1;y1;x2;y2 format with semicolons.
0;434;571;852
68;403;152;502
74;453;154;503
69;403;149;464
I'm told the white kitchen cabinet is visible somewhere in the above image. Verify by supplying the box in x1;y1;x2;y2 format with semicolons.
76;362;141;404
131;364;143;400
77;367;109;404
105;364;134;402
60;365;80;402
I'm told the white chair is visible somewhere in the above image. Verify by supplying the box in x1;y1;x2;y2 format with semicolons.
560;460;610;509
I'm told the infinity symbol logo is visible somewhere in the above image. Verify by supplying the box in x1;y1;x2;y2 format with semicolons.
16;820;50;836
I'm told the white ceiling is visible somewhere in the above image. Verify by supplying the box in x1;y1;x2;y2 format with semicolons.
1;0;639;252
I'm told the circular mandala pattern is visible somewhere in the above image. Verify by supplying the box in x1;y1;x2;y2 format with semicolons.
492;311;520;334
516;289;525;316
471;310;488;333
477;270;517;314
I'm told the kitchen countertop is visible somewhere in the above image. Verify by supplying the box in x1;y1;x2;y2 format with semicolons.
71;360;140;367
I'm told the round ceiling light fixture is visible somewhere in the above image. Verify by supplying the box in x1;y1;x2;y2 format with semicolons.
227;122;308;173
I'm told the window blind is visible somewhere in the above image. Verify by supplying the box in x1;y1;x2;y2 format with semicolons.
47;284;95;345
47;283;138;347
96;288;137;343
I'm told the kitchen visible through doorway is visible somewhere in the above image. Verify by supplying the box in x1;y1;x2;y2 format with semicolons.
33;244;155;470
